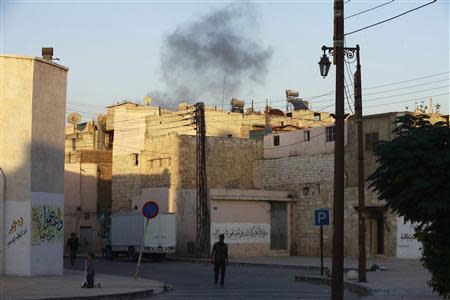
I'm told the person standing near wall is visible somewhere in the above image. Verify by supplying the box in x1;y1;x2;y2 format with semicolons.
66;232;79;267
211;234;228;286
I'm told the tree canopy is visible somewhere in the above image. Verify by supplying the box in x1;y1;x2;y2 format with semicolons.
368;114;450;298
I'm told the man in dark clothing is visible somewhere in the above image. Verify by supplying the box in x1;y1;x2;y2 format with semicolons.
66;232;79;267
211;234;228;286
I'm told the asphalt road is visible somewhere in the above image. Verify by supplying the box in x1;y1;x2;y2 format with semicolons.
65;258;362;300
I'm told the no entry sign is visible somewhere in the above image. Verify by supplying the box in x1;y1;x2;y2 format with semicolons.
142;201;159;219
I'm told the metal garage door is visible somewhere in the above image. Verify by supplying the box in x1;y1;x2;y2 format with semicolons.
270;202;287;250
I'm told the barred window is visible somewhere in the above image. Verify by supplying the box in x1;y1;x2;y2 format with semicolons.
273;135;280;146
326;126;336;142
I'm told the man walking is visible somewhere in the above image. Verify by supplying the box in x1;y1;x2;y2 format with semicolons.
211;234;228;286
66;232;79;267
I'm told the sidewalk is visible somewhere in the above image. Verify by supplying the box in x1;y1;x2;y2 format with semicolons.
0;270;164;300
170;255;440;299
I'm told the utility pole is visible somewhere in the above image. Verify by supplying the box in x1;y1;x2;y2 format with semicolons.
332;0;345;299
194;102;210;258
354;45;367;282
265;99;270;132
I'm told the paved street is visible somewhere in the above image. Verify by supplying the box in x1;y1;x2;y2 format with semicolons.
65;258;360;299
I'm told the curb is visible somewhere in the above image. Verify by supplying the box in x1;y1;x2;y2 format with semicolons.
35;289;157;300
295;275;372;297
166;257;331;272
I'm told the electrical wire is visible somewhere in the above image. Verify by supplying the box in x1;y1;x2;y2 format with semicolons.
345;0;437;36
345;0;395;20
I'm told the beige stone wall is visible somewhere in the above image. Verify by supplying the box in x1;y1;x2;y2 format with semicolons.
0;55;68;275
140;133;262;192
111;106;160;212
254;154;335;256
31;59;67;194
64;163;102;253
0;56;34;202
253;111;449;258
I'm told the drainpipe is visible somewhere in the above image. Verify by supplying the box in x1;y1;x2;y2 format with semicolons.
0;167;5;275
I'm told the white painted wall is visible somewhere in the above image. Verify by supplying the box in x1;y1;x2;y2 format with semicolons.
397;216;422;259
30;192;64;275
4;200;31;275
263;124;348;159
211;223;270;244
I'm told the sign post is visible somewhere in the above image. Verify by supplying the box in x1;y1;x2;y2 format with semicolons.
134;201;159;279
315;208;330;276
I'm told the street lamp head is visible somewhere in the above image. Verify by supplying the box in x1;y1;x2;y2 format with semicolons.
319;52;331;78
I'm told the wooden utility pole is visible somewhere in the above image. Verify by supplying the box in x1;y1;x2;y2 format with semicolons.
332;0;345;299
354;45;367;282
194;102;210;258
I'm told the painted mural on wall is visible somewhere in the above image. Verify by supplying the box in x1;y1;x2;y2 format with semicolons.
211;223;270;244
7;217;28;247
31;205;64;245
397;216;422;259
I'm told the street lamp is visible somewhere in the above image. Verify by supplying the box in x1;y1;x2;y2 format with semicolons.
319;44;367;285
318;46;332;78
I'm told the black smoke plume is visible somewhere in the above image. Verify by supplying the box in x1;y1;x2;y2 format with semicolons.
150;3;273;107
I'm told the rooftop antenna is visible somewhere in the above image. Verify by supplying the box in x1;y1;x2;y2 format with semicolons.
221;75;226;111
67;112;82;151
144;96;152;106
67;112;82;134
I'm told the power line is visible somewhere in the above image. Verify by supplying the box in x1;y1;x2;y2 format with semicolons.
345;0;437;36
345;0;395;20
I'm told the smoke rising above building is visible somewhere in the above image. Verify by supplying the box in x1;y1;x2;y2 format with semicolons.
150;3;273;107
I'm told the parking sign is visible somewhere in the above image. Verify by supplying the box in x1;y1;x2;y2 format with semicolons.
314;209;330;226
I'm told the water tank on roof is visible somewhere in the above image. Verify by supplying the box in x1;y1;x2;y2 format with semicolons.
286;90;299;97
230;98;245;113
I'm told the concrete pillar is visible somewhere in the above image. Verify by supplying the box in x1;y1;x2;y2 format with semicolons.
0;55;68;275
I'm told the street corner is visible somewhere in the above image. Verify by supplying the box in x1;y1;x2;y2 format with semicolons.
295;274;372;297
1;270;166;300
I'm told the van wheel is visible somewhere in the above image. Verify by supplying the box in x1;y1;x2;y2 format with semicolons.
105;246;113;260
128;247;137;261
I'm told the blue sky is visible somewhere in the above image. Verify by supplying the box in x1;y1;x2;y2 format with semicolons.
1;0;449;120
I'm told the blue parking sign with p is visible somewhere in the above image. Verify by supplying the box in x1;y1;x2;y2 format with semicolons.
315;209;330;226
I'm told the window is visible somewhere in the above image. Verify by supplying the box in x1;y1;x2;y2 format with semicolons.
273;135;280;146
314;112;321;121
304;130;310;142
133;153;139;166
326;126;336;142
365;132;379;152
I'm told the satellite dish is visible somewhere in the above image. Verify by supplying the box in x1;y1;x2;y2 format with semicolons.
67;112;82;126
144;96;152;106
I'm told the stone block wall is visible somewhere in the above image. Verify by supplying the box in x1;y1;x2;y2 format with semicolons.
254;154;335;256
254;153;397;257
141;133;263;190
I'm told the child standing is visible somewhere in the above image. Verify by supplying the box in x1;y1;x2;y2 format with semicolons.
83;252;95;288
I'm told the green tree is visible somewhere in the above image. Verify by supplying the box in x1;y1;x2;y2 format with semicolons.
368;114;450;298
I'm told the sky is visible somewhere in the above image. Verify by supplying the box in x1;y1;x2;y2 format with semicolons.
1;0;449;121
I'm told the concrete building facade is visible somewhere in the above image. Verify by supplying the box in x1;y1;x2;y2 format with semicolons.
256;111;449;258
125;133;294;257
0;55;68;275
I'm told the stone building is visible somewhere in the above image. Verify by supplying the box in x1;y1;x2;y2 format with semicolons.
0;54;68;275
64;111;114;254
255;111;449;258
64;150;111;255
130;133;293;257
110;101;334;213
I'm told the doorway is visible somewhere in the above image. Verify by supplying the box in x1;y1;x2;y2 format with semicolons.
79;226;93;254
369;217;384;255
270;202;287;250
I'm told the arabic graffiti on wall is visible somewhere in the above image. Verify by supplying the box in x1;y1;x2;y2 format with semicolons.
7;217;28;247
9;217;24;235
211;223;270;244
31;205;64;245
